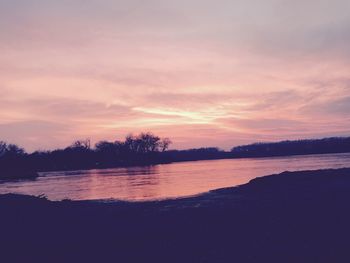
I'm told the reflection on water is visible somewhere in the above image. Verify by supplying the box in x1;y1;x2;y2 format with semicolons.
1;153;350;201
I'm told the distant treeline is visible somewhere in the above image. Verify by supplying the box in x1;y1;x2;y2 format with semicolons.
231;137;350;157
0;134;350;180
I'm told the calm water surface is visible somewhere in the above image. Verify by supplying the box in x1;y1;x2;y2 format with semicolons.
1;153;350;201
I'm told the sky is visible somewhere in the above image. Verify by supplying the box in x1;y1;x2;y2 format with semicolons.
0;0;350;151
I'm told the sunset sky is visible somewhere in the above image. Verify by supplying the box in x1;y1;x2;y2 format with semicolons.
1;0;350;151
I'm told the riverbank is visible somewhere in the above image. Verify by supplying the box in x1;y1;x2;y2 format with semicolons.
1;168;350;262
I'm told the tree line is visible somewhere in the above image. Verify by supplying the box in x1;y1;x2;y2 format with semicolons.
0;133;172;180
231;137;350;157
1;135;350;180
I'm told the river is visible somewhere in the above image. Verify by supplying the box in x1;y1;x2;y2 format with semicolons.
1;152;350;201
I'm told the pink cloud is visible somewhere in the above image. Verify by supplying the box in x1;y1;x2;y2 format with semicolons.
0;0;350;151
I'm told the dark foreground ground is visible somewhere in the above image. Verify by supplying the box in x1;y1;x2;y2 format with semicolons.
1;168;350;263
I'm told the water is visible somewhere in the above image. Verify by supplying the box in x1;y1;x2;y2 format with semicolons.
1;153;350;201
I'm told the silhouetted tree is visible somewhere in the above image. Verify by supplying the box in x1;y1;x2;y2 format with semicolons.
138;132;161;153
0;141;7;157
95;141;116;153
159;138;172;152
123;133;170;154
70;139;91;150
0;142;25;157
6;144;25;156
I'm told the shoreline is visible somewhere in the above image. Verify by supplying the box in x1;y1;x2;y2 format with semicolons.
1;168;350;262
1;151;349;183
